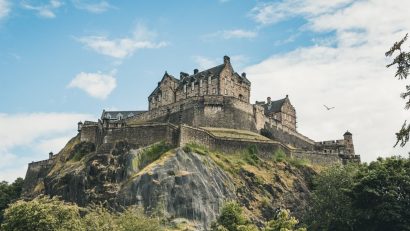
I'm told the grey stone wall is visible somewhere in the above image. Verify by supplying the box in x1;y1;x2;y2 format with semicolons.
22;158;56;198
179;125;291;158
264;122;315;150
291;151;341;165
103;123;179;147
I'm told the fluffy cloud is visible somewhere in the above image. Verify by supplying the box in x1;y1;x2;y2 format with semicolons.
76;24;167;58
0;0;10;19
68;71;117;99
0;112;93;182
250;0;354;25
204;29;257;40
21;0;62;18
71;0;112;13
245;0;410;163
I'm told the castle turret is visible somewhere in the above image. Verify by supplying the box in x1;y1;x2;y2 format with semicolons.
78;121;83;132
343;131;355;155
49;152;53;159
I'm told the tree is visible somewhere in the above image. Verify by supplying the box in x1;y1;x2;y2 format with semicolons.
303;164;358;231
1;196;82;231
211;201;258;231
386;33;410;147
0;177;24;224
264;209;306;231
348;157;410;231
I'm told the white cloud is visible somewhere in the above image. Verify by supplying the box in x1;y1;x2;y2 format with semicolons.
71;0;112;13
76;24;168;58
250;0;354;25
68;71;117;99
204;29;257;40
21;0;62;18
193;56;219;70
245;0;410;163
0;112;94;182
0;0;10;19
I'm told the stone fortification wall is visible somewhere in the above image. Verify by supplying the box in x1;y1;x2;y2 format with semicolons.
179;125;290;158
264;120;315;150
291;150;341;165
22;157;57;197
127;95;262;132
103;123;179;147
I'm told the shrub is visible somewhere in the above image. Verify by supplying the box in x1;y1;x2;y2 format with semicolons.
244;145;260;166
272;149;286;163
1;196;82;231
71;142;95;161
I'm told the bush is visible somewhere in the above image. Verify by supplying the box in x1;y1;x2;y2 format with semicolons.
211;201;257;231
272;149;286;162
1;196;82;231
264;209;306;231
71;142;96;161
244;145;260;166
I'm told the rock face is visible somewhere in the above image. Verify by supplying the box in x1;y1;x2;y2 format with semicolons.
34;139;235;229
23;137;316;230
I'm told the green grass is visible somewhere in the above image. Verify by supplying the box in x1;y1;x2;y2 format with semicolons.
182;143;209;155
133;141;172;170
272;148;311;167
70;142;96;162
201;127;270;141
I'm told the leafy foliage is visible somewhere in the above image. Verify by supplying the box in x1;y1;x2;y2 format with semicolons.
244;145;260;166
0;178;24;224
1;196;82;231
386;33;410;146
211;201;257;231
1;196;163;231
303;164;358;231
304;157;410;231
264;209;306;231
71;141;96;161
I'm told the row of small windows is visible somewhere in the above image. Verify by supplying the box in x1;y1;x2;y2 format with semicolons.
105;113;134;120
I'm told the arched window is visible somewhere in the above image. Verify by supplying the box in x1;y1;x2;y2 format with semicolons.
106;113;112;119
117;113;123;120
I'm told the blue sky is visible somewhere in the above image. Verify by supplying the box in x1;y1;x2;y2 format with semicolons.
1;0;409;182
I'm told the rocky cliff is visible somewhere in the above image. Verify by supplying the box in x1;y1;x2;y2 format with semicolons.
23;135;317;230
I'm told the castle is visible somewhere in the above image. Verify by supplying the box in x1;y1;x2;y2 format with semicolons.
26;56;360;182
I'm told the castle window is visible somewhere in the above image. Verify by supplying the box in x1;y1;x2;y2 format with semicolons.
200;79;203;88
184;84;187;93
224;89;227;95
117;113;123;120
106;113;111;119
208;76;212;84
212;88;216;94
224;78;227;85
191;82;194;91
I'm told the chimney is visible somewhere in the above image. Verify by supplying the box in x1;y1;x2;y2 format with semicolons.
49;152;53;159
241;72;246;78
194;69;199;74
180;72;189;79
223;55;230;64
267;97;271;104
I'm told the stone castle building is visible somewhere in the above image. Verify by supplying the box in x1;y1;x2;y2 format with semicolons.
27;55;360;182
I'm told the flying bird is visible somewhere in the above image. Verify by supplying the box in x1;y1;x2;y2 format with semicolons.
323;105;335;110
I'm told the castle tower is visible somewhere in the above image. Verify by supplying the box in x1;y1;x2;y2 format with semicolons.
343;131;355;155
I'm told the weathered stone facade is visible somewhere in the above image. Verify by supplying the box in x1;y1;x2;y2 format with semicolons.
26;55;360;188
149;56;251;111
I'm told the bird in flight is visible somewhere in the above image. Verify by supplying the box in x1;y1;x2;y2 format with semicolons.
323;105;335;110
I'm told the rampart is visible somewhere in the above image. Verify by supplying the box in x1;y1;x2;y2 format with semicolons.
22;155;59;197
264;120;315;150
102;123;179;147
291;150;341;165
179;124;291;158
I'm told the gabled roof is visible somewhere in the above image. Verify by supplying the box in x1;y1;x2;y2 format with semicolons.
101;110;146;120
180;64;225;83
149;72;179;99
264;98;286;115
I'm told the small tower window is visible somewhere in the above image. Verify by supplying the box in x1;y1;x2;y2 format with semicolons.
200;79;203;88
224;89;227;95
184;84;187;93
191;82;194;91
208;76;212;84
212;88;216;94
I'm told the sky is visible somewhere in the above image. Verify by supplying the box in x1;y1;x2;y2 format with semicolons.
1;0;409;182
